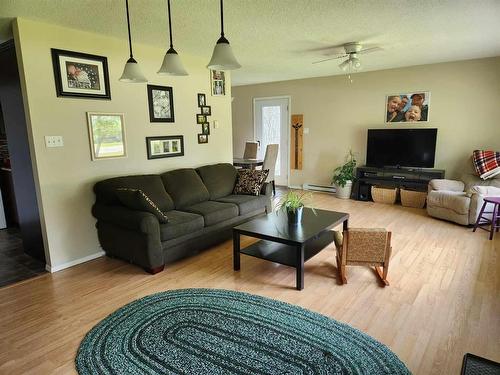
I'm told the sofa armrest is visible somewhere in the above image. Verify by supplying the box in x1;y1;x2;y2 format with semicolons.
470;185;500;196
428;179;465;192
261;182;273;196
92;204;160;234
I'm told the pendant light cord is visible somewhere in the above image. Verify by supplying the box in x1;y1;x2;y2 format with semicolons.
167;0;174;49
125;0;134;58
220;0;224;37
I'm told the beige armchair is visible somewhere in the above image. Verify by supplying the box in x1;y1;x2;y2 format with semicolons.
427;170;500;225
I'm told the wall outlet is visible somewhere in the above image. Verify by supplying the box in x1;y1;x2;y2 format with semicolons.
45;136;64;148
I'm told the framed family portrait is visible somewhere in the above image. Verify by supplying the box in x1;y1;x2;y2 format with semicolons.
202;123;210;135
200;106;211;116
197;93;206;107
146;135;184;159
196;114;207;124
210;70;225;96
147;84;175;123
52;49;111;99
198;134;208;144
86;112;126;160
385;91;431;123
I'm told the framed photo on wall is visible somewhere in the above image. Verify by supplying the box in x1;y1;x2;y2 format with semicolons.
86;112;126;160
200;106;211;115
51;49;111;99
202;123;210;135
198;134;208;144
196;114;207;124
147;84;175;123
198;93;206;107
210;70;225;96
385;91;430;123
146;135;184;159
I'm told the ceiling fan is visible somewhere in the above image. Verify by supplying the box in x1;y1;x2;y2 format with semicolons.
312;42;382;71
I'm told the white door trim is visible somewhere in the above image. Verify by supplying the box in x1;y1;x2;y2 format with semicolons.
252;96;291;187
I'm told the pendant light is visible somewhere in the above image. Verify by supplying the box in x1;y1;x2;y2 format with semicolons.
158;0;188;75
119;0;148;83
207;0;241;71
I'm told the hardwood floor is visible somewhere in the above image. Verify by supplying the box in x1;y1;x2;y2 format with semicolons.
0;191;498;374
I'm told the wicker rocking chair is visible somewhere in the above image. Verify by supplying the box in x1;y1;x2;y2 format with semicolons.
334;228;392;286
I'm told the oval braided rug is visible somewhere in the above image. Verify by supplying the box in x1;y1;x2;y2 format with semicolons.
76;289;410;374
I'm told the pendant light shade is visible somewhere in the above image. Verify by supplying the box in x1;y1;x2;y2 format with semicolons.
119;0;148;83
158;0;188;76
207;0;241;71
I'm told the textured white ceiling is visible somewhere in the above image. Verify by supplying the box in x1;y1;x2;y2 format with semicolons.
2;0;500;86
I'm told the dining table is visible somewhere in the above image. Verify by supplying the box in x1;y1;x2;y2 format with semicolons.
232;158;264;170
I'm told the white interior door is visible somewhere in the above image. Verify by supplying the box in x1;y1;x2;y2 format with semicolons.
254;97;289;186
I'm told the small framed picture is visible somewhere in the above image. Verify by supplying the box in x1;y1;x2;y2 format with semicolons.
146;135;184;159
197;93;206;107
87;112;126;160
200;106;211;116
196;114;207;124
202;123;210;135
198;134;208;144
147;84;174;123
210;70;225;96
51;49;111;99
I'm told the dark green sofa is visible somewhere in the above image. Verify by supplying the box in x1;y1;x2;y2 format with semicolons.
92;163;272;273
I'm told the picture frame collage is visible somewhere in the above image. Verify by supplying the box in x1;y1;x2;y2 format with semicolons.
51;48;184;161
197;93;210;144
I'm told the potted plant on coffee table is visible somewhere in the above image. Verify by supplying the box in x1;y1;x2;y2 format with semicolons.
332;150;357;199
276;190;315;225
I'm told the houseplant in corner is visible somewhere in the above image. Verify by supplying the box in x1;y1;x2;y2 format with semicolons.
332;150;357;199
276;190;315;225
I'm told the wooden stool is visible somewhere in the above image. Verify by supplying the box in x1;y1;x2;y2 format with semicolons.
473;197;500;240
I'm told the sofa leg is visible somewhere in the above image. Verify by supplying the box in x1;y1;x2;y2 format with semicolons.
145;265;164;275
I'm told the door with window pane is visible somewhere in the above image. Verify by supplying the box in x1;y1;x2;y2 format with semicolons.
254;97;289;186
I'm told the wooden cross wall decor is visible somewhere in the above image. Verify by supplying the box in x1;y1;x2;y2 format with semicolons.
290;114;303;170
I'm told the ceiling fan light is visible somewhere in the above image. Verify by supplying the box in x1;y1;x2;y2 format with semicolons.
339;60;350;71
351;57;362;70
207;37;241;71
119;57;148;83
158;48;188;76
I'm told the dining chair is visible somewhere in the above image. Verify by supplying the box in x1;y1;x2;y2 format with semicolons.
262;144;279;195
243;141;258;159
334;228;392;286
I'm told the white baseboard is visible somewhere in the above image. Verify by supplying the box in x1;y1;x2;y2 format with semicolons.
45;251;105;273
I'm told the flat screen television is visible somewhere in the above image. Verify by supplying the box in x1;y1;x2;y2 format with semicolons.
366;128;437;168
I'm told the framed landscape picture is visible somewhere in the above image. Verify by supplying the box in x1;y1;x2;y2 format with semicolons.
52;49;111;99
86;112;126;160
385;91;430;123
210;70;225;96
147;85;174;123
146;135;184;159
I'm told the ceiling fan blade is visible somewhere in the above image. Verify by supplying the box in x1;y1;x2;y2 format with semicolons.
312;55;347;64
357;46;383;55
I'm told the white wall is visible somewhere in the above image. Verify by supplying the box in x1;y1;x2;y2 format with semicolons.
13;18;233;270
232;57;500;187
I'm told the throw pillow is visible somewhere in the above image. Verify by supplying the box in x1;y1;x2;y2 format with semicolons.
233;169;269;196
115;188;169;223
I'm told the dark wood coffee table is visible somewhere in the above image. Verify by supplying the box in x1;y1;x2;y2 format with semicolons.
233;208;349;290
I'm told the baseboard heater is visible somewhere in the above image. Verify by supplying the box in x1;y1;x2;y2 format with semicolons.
302;183;336;194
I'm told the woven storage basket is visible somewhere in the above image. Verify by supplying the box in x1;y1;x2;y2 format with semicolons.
400;189;427;208
371;186;397;204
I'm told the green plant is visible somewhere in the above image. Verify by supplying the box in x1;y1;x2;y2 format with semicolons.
332;150;357;188
275;190;315;214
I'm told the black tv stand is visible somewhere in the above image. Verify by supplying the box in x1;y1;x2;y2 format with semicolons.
353;166;445;201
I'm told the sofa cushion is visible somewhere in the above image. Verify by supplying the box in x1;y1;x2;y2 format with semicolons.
216;194;268;216
161;169;210;209
115;188;169;223
427;190;470;215
159;210;204;241
196;163;237;200
94;175;174;212
183;201;238;226
233;169;269;196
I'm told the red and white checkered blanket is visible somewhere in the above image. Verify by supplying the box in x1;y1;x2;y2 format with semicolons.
472;150;500;180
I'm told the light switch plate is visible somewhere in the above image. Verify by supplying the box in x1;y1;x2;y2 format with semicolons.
304;127;310;134
45;136;64;148
213;120;219;129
